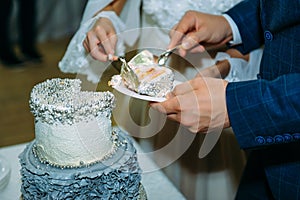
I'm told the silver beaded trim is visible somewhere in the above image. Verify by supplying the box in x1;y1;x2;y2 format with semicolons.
29;78;115;125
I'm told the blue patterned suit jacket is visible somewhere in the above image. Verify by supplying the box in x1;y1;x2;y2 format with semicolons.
225;0;300;199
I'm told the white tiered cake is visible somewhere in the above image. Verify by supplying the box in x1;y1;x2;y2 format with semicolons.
19;78;145;199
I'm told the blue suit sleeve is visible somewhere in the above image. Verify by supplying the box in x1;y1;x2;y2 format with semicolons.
226;73;300;149
225;0;264;54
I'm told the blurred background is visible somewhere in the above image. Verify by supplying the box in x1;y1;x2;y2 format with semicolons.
0;0;88;147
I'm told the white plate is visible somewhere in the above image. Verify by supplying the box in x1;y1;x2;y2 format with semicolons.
0;155;11;190
112;80;182;102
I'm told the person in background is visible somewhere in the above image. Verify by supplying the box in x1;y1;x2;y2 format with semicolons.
151;0;300;199
0;0;42;67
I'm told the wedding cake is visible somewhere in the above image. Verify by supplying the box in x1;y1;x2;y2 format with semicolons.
19;78;145;199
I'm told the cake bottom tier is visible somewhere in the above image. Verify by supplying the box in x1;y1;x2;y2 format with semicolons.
19;128;145;200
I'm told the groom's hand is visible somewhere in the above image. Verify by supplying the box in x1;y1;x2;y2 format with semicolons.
168;11;233;57
150;77;230;133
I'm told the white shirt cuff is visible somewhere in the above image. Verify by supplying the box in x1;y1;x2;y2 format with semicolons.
222;14;242;45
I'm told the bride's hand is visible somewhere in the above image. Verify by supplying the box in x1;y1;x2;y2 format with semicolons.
83;17;118;62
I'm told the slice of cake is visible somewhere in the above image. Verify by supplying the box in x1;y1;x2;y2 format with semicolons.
110;50;174;98
19;78;144;199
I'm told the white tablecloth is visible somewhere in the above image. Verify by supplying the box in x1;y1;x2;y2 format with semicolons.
0;142;185;200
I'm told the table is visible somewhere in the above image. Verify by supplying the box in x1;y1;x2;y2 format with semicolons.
0;142;186;200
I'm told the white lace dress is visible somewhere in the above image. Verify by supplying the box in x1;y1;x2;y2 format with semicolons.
58;1;260;199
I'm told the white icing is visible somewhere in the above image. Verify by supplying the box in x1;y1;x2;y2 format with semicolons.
35;115;114;166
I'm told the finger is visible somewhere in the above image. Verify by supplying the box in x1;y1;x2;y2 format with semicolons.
177;48;187;57
90;44;108;61
181;35;198;49
150;103;168;114
171;80;198;96
86;31;108;61
109;34;118;51
167;112;200;134
166;92;175;99
83;39;90;52
175;34;205;56
167;112;192;126
150;97;180;115
168;28;185;50
188;45;206;53
176;39;206;57
100;32;115;57
181;33;205;52
111;55;119;61
166;113;179;122
188;126;200;134
155;88;199;114
107;34;118;61
172;82;192;96
169;23;178;38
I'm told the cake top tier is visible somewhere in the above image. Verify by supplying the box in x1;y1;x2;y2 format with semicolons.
29;78;115;125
